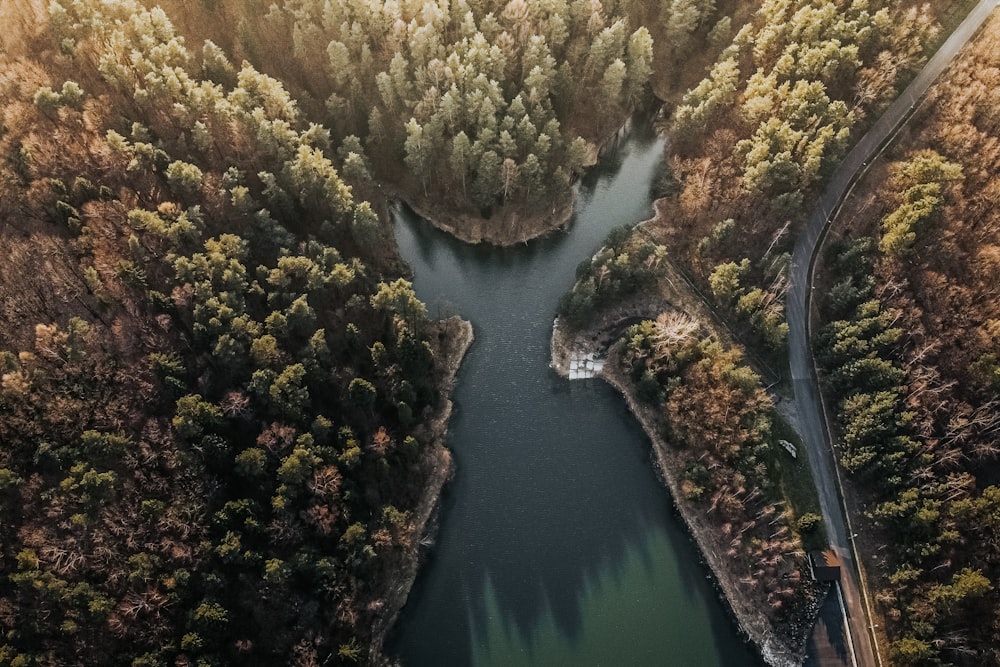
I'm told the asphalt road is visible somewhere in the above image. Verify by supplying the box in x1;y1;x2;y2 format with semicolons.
786;3;1000;666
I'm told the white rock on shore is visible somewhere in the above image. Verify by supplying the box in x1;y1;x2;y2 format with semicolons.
567;351;605;379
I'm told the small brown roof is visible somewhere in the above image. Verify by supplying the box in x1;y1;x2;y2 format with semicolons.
811;549;842;569
809;549;842;581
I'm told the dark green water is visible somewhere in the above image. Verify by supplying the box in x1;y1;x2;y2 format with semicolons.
389;124;762;667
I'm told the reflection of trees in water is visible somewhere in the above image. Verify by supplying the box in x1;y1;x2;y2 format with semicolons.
461;409;661;646
388;310;743;665
393;374;761;666
388;128;756;667
578;119;658;200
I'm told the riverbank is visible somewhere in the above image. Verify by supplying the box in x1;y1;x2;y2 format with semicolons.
552;301;817;667
388;118;652;247
599;361;810;667
370;315;474;664
398;190;578;247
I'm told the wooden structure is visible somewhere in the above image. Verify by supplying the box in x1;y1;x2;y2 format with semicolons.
809;549;842;582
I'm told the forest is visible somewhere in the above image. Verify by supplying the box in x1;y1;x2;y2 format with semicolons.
552;0;999;664
0;1;469;664
139;0;662;243
2;0;998;664
614;313;824;641
650;0;969;358
812;13;1000;663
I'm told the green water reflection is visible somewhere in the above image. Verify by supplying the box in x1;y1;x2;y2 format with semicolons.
474;526;731;667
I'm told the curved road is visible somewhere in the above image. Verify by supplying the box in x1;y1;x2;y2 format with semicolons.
787;3;999;666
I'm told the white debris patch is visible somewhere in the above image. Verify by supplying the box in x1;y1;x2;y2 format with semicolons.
778;439;798;458
567;352;605;380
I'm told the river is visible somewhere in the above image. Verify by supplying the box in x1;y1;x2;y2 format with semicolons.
389;123;762;666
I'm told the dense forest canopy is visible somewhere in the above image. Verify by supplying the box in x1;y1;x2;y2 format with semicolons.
194;0;661;238
0;1;467;664
2;0;998;664
137;0;737;241
811;15;1000;661
555;0;1000;664
653;0;946;357
650;0;1000;663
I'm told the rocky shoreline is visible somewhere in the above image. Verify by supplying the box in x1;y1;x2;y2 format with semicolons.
399;190;578;246
369;316;474;665
552;314;814;667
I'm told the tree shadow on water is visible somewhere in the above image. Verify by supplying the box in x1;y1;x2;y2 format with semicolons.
389;382;670;666
389;374;764;666
386;122;749;667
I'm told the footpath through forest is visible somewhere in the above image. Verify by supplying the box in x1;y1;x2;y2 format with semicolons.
786;2;1000;666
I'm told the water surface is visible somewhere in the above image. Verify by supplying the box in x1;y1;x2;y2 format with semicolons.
390;124;761;667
